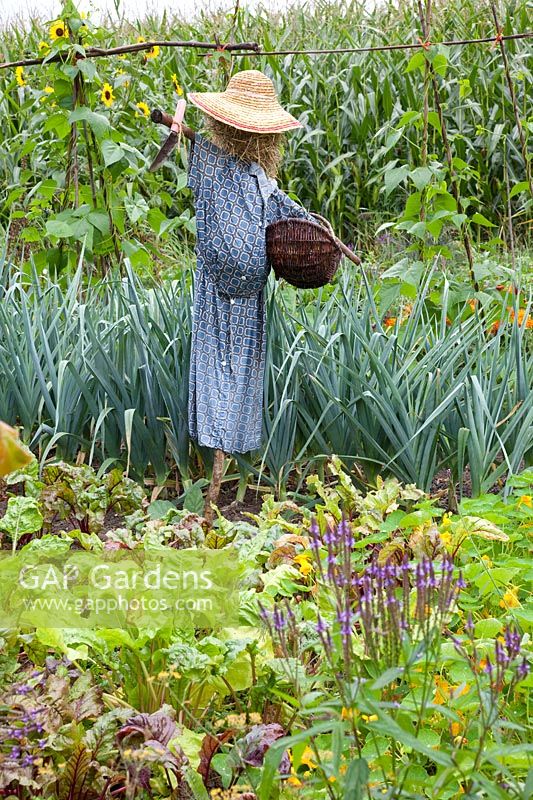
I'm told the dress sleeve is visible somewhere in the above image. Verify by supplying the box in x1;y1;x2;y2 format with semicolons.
187;133;222;195
267;186;315;224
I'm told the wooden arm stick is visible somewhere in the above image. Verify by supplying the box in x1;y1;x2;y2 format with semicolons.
151;108;195;142
312;213;361;266
0;39;260;70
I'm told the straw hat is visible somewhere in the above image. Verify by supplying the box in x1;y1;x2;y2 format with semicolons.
188;70;302;134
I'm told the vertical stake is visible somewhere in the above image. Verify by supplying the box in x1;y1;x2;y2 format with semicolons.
204;448;226;526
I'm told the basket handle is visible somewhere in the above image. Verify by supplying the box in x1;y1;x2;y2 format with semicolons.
311;213;361;266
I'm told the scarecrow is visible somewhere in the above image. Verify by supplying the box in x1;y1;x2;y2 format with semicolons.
153;70;316;522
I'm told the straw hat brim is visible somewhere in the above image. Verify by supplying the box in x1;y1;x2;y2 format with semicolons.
188;91;302;134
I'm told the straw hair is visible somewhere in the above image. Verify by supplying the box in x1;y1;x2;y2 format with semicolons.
188;70;302;134
204;116;284;178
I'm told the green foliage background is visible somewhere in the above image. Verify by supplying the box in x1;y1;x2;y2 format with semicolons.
0;0;532;274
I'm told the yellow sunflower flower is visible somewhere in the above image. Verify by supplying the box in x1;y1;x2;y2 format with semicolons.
171;73;184;95
15;66;25;86
517;494;532;508
50;19;69;41
101;82;115;108
136;35;145;43
38;40;50;52
146;45;160;59
136;101;150;117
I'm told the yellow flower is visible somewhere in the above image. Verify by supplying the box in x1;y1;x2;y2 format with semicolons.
50;19;69;40
101;83;115;107
518;494;532;508
361;714;378;723
300;745;317;770
433;675;450;705
38;40;50;52
15;66;25;86
287;775;302;787
481;554;493;568
440;531;452;547
40;86;54;104
341;706;355;720
451;721;462;737
146;45;160;59
293;553;314;577
509;308;533;329
499;587;521;609
172;73;184;95
136;35;145;43
136;101;150;117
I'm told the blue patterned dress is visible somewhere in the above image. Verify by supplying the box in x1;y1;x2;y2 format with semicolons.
187;134;313;454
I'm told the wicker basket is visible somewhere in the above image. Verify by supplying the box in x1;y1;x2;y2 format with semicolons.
266;214;359;289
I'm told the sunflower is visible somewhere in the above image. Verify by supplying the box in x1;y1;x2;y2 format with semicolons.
38;40;50;52
146;45;160;59
15;67;25;87
171;73;184;95
50;19;69;41
101;82;115;108
136;101;150;117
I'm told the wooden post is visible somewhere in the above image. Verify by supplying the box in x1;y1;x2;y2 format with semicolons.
203;448;225;525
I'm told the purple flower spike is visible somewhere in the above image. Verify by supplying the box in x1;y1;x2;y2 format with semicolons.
517;659;530;680
273;607;286;632
310;518;321;548
336;608;353;640
338;516;354;548
316;615;330;635
503;627;521;660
